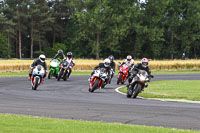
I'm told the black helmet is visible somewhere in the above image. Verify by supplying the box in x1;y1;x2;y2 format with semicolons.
57;49;63;55
108;55;114;62
67;52;72;58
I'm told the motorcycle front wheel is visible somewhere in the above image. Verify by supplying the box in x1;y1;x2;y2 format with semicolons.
63;69;68;81
132;84;142;98
117;74;122;84
48;70;53;79
57;70;63;81
32;77;39;90
89;80;99;92
127;85;133;98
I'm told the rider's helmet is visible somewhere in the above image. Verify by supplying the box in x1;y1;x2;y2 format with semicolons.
108;55;114;63
67;52;72;58
57;49;63;55
126;55;132;62
141;58;149;68
39;54;46;63
104;58;111;68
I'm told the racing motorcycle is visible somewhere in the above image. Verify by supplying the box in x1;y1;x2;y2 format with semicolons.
31;65;45;90
127;70;153;98
88;68;108;92
57;60;71;81
48;59;60;79
117;63;129;84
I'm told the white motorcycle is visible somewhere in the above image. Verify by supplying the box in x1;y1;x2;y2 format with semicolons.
31;65;45;90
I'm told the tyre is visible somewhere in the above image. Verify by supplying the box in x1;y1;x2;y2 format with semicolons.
63;70;68;81
127;86;133;98
89;80;99;92
132;84;142;98
117;74;122;84
48;70;53;79
32;77;39;90
57;70;63;81
101;83;105;88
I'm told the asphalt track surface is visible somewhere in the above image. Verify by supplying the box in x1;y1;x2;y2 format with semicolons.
0;74;200;130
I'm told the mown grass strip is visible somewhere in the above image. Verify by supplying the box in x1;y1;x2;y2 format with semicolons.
0;71;91;77
1;70;200;77
120;80;200;101
0;114;199;133
152;70;200;74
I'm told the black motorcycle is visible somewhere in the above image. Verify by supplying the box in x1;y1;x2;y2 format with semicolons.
57;60;71;81
127;70;153;98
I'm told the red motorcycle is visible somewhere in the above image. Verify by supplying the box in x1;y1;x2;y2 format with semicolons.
117;63;129;84
88;68;108;92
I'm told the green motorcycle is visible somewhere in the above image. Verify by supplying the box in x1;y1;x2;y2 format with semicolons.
48;59;61;79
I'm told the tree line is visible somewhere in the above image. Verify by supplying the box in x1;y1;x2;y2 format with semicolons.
0;0;199;59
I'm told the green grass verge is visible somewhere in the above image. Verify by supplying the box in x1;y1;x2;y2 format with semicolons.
0;71;92;77
1;70;200;77
152;70;200;74
0;114;199;133
120;80;200;101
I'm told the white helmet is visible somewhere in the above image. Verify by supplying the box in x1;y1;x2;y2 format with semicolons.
39;54;46;63
104;58;110;67
127;55;132;61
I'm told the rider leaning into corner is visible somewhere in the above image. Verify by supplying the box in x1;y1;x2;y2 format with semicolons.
89;58;112;84
29;54;48;80
65;52;75;78
53;49;65;61
120;55;134;78
108;55;116;83
127;58;154;87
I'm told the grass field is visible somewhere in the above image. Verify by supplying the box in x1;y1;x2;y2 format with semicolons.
0;59;200;72
120;80;200;101
0;71;92;77
0;114;199;133
1;70;200;77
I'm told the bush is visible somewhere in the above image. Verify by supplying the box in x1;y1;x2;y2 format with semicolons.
34;51;45;58
44;43;67;58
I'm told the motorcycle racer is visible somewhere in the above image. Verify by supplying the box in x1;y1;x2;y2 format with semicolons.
89;58;111;83
29;54;48;80
53;49;65;61
120;55;134;79
121;55;134;68
108;55;115;83
127;58;154;87
65;52;75;78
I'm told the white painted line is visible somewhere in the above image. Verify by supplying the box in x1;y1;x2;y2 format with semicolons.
115;85;200;104
115;86;126;95
115;85;143;98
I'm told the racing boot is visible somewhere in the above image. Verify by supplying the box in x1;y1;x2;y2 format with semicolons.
144;82;148;87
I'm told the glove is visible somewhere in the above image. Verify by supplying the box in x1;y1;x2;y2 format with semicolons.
149;75;154;78
30;67;34;70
